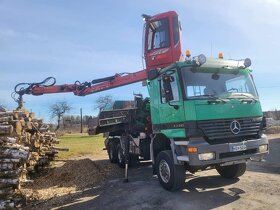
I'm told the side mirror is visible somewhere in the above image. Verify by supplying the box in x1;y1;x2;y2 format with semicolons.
162;75;174;102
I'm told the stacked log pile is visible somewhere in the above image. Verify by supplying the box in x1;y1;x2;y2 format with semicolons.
0;109;62;208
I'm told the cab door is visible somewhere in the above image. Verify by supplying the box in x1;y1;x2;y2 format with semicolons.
144;12;184;71
158;71;186;137
145;18;173;69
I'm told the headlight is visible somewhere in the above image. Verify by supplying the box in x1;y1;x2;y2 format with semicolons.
197;54;207;66
244;58;252;68
198;152;215;161
259;144;268;153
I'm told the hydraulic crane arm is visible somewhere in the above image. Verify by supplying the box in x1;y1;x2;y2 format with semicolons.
31;70;147;96
79;70;147;96
12;70;147;108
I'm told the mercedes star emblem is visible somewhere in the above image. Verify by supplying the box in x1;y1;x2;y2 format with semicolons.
230;120;241;134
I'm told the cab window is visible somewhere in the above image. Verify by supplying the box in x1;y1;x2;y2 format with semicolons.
172;16;180;45
160;73;179;103
226;76;250;93
147;18;170;50
187;86;207;97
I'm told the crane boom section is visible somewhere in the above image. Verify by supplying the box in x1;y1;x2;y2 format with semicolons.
76;70;147;96
26;70;147;96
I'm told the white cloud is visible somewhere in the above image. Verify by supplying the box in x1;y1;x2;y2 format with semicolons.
0;28;20;38
257;0;280;5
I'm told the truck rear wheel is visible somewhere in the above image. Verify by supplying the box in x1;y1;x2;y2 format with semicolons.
116;144;125;168
108;141;117;163
216;163;246;178
156;150;186;191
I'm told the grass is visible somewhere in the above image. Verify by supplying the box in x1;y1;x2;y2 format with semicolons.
57;133;105;160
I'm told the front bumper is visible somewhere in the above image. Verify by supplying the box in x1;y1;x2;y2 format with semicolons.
177;134;268;166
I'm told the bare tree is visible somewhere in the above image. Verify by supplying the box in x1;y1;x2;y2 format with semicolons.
95;95;113;110
274;108;280;120
49;101;72;131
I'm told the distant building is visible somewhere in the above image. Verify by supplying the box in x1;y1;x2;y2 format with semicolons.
263;110;280;120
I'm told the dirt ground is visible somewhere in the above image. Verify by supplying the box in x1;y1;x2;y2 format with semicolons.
22;135;280;210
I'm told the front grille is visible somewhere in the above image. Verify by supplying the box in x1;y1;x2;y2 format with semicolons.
219;148;258;159
197;117;262;141
207;137;256;145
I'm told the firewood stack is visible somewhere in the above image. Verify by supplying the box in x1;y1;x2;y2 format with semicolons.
0;108;62;208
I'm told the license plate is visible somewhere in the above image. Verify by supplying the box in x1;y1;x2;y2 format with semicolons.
229;143;247;152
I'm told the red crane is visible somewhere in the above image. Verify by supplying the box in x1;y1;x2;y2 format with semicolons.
12;11;184;108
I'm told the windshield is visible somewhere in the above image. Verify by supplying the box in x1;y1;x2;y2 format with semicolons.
181;67;258;99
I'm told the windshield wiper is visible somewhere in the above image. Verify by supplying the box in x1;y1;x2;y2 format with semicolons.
228;93;258;102
239;93;258;102
193;94;227;103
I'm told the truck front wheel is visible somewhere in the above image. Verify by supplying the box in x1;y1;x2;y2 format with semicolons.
216;163;246;178
156;150;186;191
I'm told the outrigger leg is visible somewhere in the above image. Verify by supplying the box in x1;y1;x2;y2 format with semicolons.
124;133;130;182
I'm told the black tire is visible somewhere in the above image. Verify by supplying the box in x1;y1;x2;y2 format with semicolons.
216;163;246;178
108;141;118;163
116;144;125;168
155;150;186;191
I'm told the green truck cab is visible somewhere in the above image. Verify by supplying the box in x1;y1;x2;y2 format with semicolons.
146;55;268;190
101;55;268;191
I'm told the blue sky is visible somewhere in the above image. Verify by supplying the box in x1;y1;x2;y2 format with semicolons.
0;0;280;121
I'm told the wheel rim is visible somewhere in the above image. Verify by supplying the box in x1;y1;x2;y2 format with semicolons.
159;159;171;183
